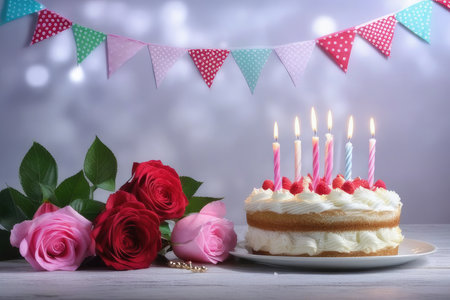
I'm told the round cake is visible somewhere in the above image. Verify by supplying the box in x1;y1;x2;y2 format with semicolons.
245;175;403;257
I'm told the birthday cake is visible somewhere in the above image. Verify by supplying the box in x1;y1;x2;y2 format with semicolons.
245;175;403;257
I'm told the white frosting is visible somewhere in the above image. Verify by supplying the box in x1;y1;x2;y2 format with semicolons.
246;226;404;255
245;187;402;214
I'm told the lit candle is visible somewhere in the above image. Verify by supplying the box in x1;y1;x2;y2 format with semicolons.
368;118;376;188
294;116;302;182
273;122;282;191
324;110;334;185
345;116;354;181
311;108;320;190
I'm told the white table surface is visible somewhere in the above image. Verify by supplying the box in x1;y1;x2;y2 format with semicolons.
0;224;449;300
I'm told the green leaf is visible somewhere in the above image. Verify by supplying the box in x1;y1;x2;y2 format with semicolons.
19;142;58;201
70;198;105;221
40;184;56;203
184;196;223;216
84;137;117;192
180;176;203;200
0;189;26;231
0;230;20;261
55;171;90;207
159;222;171;240
8;188;40;219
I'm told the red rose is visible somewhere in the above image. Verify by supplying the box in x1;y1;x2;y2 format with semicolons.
120;160;188;221
92;191;162;271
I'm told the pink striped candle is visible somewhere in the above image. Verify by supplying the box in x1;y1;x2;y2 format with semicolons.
368;118;376;187
324;110;333;185
311;108;320;190
273;122;282;191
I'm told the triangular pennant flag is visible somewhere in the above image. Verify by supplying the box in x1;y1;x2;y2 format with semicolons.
316;28;356;73
232;49;272;93
0;0;44;24
72;24;106;64
357;16;397;57
188;49;230;88
148;45;186;88
30;9;72;45
106;34;145;78
434;0;450;10
275;41;315;86
395;0;433;43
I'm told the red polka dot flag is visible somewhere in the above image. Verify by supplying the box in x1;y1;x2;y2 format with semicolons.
434;0;450;10
30;9;72;45
188;49;230;88
316;28;356;73
357;16;397;57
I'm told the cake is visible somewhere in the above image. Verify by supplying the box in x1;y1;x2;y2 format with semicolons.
245;175;403;257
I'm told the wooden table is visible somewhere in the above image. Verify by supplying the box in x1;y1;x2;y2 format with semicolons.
0;224;448;299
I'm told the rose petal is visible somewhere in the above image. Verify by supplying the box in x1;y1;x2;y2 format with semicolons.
200;201;226;218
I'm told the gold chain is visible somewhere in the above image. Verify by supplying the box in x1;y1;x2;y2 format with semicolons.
168;260;207;273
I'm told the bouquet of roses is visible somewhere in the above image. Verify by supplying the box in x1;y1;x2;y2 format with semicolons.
0;137;237;271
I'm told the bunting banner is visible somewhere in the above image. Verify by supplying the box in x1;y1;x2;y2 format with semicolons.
356;16;397;57
106;35;145;78
72;24;106;64
395;0;433;43
232;49;272;93
0;0;449;93
188;49;230;88
148;45;186;88
316;28;356;73
30;9;72;45
0;0;43;24
275;41;315;86
434;0;450;10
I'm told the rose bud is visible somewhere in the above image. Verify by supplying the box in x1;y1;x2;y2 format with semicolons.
171;201;237;264
120;160;188;221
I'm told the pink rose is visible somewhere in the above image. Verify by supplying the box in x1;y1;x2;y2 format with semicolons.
10;204;95;271
171;201;237;264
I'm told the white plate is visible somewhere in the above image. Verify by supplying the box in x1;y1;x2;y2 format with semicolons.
229;238;436;270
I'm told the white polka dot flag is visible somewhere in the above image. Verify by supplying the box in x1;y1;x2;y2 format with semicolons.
232;49;272;94
188;49;230;88
357;16;397;57
316;28;356;73
147;45;186;88
0;0;448;91
30;9;72;45
395;0;433;43
106;34;145;78
275;41;315;86
0;0;44;24
434;0;450;10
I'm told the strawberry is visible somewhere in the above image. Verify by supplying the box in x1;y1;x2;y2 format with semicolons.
373;179;386;189
315;181;331;195
262;180;274;191
290;181;303;195
332;175;345;189
282;177;292;190
308;183;314;191
341;181;356;194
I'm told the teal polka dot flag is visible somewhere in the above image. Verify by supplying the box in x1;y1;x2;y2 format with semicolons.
72;24;106;64
395;0;433;43
232;49;272;94
1;0;44;24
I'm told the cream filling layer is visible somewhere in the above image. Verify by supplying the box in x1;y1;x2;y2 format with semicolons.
246;226;404;256
245;187;402;214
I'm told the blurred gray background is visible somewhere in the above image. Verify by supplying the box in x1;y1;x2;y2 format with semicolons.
0;0;449;224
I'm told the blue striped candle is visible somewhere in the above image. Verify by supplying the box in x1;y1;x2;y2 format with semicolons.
345;116;354;181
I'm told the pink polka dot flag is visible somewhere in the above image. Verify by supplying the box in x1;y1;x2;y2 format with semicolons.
106;34;145;78
275;40;315;86
357;16;397;57
316;28;356;73
148;45;186;88
30;9;72;45
188;49;230;88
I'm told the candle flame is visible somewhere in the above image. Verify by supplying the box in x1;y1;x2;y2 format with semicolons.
370;118;375;137
327;110;333;131
295;116;300;138
311;107;317;134
348;115;354;139
274;122;279;141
